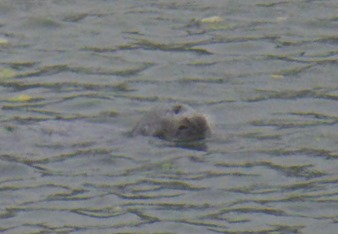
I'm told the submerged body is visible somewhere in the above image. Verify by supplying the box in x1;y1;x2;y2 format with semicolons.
132;103;211;141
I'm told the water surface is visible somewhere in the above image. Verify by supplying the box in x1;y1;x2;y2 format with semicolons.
1;0;338;233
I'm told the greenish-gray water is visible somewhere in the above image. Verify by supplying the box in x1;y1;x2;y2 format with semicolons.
1;0;338;233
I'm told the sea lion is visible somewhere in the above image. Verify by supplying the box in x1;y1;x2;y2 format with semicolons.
131;103;211;141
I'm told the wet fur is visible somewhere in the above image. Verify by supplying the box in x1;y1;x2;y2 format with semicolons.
132;104;211;141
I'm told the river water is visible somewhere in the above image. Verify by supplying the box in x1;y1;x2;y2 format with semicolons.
1;0;338;233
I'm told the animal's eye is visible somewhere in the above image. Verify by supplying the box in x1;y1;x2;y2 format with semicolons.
173;105;183;114
178;125;188;131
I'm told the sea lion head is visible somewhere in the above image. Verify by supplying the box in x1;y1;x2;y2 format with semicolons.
153;104;211;141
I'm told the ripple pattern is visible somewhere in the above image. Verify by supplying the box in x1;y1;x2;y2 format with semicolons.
1;0;338;233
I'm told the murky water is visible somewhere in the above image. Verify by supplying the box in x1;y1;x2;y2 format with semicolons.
1;0;338;233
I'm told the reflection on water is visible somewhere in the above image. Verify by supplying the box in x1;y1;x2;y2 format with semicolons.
1;0;338;233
